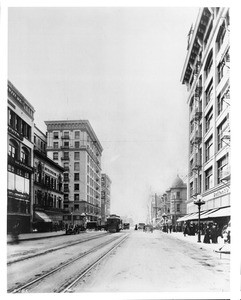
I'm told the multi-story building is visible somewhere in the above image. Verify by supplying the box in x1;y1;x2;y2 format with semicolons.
166;176;187;225
33;125;64;231
180;8;230;226
158;176;187;228
7;81;35;233
101;174;111;224
45;120;103;225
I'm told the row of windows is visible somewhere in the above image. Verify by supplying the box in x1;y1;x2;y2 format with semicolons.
9;140;31;166
53;130;81;139
8;108;32;140
190;154;229;193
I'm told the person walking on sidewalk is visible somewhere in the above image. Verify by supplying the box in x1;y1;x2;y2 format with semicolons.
203;223;212;243
183;222;188;237
211;223;218;243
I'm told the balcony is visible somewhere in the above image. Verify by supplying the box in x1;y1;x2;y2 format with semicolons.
194;107;202;121
192;131;202;144
64;166;69;171
61;145;69;149
63;178;69;182
192;157;202;170
61;135;70;140
195;86;202;98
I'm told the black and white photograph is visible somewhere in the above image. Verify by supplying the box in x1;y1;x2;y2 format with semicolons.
1;0;240;298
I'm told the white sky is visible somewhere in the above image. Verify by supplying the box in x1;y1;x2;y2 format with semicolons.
8;6;202;222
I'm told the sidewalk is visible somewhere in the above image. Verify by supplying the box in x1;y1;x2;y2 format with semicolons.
7;230;66;243
164;231;230;256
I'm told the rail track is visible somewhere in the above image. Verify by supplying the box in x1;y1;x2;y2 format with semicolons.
7;231;109;265
9;233;129;293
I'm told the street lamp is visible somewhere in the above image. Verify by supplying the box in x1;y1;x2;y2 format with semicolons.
194;195;205;243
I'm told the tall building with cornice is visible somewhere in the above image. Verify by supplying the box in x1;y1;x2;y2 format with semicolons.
7;81;35;233
180;8;230;226
101;174;111;223
45;120;103;225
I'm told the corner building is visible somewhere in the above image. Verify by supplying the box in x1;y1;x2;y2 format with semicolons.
180;8;230;226
45;120;103;225
7;81;35;233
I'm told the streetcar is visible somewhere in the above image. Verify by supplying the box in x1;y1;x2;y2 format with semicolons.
123;222;130;230
106;214;122;233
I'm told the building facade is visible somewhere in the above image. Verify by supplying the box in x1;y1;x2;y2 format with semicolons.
45;120;103;225
101;174;111;224
180;8;230;223
7;81;35;233
33;125;65;231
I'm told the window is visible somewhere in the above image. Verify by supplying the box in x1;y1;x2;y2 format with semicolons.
75;131;80;139
205;167;213;190
205;51;213;78
64;173;69;181
74;162;80;171
53;152;58;160
63;131;69;138
217;155;229;184
63;141;69;147
74;173;80;181
53;142;59;149
64;194;69;201
20;148;29;165
205;108;213;132
74;184;79;191
74;195;79;201
205;136;213;162
217;118;228;150
64;184;69;192
53;132;59;139
217;59;225;83
74;152;80;160
217;21;226;52
205;81;213;106
75;141;80;148
217;93;224;115
74;203;79;210
176;204;180;212
9;144;16;158
190;182;193;196
63;152;69;159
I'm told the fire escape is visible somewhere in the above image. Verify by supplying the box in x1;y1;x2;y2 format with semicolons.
191;59;202;199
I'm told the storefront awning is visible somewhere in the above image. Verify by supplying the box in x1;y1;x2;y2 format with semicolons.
200;208;219;219
34;211;52;223
205;206;230;218
176;212;196;222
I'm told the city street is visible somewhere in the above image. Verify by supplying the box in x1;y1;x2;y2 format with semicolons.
7;229;230;293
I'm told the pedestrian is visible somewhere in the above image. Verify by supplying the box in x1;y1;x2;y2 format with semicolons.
211;223;218;243
134;224;138;230
203;223;212;243
169;224;172;233
183;222;188;237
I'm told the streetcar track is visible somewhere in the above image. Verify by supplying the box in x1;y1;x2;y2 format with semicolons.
61;233;129;293
7;232;109;266
9;233;129;293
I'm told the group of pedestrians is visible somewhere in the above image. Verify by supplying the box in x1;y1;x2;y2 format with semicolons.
182;221;231;244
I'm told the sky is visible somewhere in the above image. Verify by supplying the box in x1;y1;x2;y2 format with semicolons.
8;6;200;223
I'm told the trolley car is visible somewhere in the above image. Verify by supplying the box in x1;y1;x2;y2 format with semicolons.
106;214;122;233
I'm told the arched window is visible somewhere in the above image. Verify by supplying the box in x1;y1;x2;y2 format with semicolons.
21;147;30;165
9;139;19;159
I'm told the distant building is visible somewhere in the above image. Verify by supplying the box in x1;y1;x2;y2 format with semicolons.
166;175;187;225
101;174;111;224
7;81;35;233
33;125;65;231
45;120;103;225
180;8;230;226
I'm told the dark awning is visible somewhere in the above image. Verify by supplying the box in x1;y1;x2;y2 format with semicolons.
34;211;52;222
